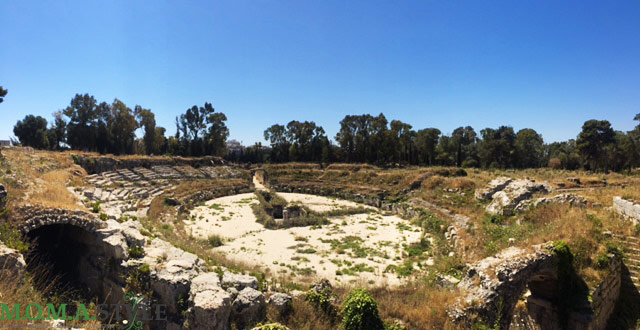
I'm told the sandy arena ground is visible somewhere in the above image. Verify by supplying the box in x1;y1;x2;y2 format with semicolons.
186;192;423;285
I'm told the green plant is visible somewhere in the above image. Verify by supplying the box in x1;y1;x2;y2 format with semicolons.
126;263;152;297
252;323;290;330
341;288;384;330
305;288;337;320
207;234;223;248
99;213;108;221
0;223;29;253
127;245;145;258
91;201;101;213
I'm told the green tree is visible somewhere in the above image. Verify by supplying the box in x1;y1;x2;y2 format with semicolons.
389;120;415;164
107;99;138;154
478;126;516;168
576;120;615;171
154;127;168;154
451;126;478;167
49;111;67;150
514;128;544;168
63;94;98;151
0;86;7;104
547;140;580;170
415;128;441;165
135;106;157;155
205;111;229;156
176;102;224;156
13;115;50;149
264;124;290;162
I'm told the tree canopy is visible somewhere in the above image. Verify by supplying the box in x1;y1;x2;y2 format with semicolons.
12;92;640;173
0;86;7;104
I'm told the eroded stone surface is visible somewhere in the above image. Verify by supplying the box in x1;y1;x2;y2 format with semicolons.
450;244;555;328
482;179;550;215
268;292;292;316
222;271;259;291
232;287;266;330
0;241;26;280
188;273;232;330
514;193;587;213
474;177;513;201
0;184;7;209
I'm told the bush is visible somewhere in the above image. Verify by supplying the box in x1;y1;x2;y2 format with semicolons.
305;288;337;320
252;323;290;330
0;223;29;253
208;234;223;248
91;201;101;213
127;245;145;258
341;289;384;330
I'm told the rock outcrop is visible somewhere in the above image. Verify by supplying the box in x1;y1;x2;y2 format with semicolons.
514;193;587;213
450;244;556;328
0;241;26;280
474;177;513;201
188;273;233;330
485;180;550;215
475;178;554;216
222;271;260;291
0;184;7;209
268;292;293;316
232;287;266;329
451;243;621;330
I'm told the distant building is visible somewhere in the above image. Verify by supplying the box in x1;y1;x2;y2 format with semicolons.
226;140;245;154
0;140;10;147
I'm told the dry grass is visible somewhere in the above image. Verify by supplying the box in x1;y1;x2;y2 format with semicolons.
422;175;445;189
372;285;461;329
445;177;476;191
29;169;85;210
278;282;461;330
0;268;101;328
0;148;86;210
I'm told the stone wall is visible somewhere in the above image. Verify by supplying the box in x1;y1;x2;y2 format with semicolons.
590;256;621;329
177;183;253;213
268;183;387;208
613;196;640;225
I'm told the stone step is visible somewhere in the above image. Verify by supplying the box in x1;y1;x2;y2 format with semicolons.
623;246;640;256
627;258;640;265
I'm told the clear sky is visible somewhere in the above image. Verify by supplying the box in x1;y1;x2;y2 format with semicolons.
1;1;639;144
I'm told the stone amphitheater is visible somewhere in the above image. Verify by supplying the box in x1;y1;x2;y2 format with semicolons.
73;164;243;219
2;152;640;329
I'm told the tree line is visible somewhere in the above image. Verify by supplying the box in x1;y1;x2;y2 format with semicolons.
11;93;228;157
6;90;640;172
233;113;640;173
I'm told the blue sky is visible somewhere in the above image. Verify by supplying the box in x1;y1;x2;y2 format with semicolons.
1;0;639;144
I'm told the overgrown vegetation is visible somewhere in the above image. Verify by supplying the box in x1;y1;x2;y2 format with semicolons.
341;288;384;330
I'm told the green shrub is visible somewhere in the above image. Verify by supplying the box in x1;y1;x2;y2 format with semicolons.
305;288;337;320
99;213;108;221
128;245;145;258
207;234;223;248
341;288;384;330
126;263;152;296
0;223;29;253
252;323;290;330
91;201;101;213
